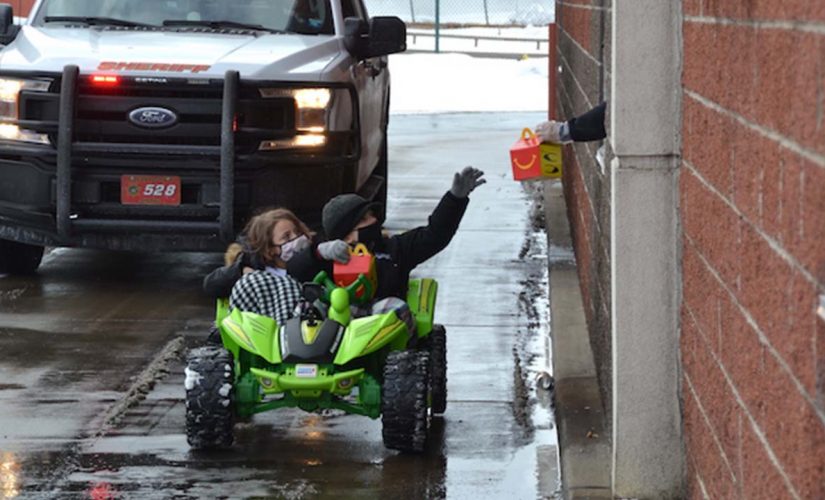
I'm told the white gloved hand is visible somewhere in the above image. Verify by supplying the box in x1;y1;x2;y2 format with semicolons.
317;240;350;264
535;120;567;144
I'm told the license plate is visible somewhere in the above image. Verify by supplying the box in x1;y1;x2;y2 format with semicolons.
295;364;318;378
121;175;181;206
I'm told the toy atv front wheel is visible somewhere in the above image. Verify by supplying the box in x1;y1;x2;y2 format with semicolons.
382;350;430;453
427;325;447;415
185;346;235;449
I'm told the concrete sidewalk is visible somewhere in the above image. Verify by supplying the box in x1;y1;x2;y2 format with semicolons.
543;181;612;499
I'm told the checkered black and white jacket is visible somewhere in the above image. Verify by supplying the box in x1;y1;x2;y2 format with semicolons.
229;270;303;326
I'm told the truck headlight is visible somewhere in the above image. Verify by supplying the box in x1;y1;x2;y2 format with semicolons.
259;87;334;133
294;88;332;133
0;77;51;144
293;88;331;109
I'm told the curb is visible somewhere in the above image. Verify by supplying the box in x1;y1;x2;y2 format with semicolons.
543;180;612;499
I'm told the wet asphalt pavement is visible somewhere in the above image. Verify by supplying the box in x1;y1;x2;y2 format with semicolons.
0;111;559;499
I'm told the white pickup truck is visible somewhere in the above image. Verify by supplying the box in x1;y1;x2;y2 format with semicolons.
0;0;405;274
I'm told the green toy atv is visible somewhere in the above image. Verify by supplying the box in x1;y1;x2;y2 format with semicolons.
184;272;447;453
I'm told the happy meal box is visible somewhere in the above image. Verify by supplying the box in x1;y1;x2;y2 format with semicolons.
510;128;563;181
333;243;378;302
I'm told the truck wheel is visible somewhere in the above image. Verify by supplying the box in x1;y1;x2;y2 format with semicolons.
0;240;44;275
185;346;235;450
382;349;430;453
428;325;447;415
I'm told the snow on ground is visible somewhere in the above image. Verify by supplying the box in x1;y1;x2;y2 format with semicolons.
406;25;551;58
388;52;548;114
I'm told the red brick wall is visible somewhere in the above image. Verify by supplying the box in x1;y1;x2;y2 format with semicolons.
7;0;35;17
681;1;825;498
555;1;613;419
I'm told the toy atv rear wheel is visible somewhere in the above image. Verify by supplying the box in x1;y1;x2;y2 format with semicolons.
382;349;430;453
185;346;235;449
427;325;447;415
0;240;44;275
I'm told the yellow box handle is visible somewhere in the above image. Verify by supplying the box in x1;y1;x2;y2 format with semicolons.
521;128;538;142
349;243;371;257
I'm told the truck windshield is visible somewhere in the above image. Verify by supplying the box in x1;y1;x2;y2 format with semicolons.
32;0;334;35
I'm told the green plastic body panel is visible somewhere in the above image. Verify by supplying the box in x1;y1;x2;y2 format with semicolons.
220;308;282;364
328;288;351;325
250;366;365;396
407;278;438;337
238;367;381;419
333;311;407;365
215;299;242;360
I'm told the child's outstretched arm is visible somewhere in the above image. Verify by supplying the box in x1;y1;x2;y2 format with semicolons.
391;167;485;273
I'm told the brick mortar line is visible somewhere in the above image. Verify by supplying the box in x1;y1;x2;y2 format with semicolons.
684;305;803;499
559;49;596;110
695;473;712;500
556;0;608;12
684;372;739;484
684;15;825;35
684;159;823;289
684;89;825;169
684;231;825;428
559;24;603;67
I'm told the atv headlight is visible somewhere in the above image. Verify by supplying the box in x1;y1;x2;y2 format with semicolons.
0;77;51;144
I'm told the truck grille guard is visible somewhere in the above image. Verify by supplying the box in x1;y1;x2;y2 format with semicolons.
47;65;361;244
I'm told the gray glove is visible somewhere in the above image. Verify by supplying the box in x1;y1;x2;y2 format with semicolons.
535;120;572;144
450;166;486;198
317;240;350;264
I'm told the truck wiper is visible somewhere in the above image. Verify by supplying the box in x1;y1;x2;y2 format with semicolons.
162;19;282;33
44;16;154;28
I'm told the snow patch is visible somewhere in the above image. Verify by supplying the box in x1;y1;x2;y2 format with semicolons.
389;53;548;114
184;367;203;390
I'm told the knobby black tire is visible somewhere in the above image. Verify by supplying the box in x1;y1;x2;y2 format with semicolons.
382;349;430;453
185;346;235;449
0;240;44;275
428;325;447;415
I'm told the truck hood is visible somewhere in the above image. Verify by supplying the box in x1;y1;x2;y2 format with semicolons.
0;26;347;81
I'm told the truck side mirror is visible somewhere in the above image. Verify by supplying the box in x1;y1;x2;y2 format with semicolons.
0;4;20;45
364;17;406;58
344;16;406;60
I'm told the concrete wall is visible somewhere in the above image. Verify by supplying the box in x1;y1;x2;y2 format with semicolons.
555;0;614;422
680;1;825;498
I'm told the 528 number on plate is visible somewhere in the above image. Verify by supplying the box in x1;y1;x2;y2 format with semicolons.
121;175;182;206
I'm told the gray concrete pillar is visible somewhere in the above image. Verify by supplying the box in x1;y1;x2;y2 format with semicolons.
609;0;685;497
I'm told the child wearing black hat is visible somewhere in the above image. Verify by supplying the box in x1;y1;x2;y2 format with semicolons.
287;166;485;302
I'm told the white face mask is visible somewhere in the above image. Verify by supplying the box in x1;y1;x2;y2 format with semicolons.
279;234;310;262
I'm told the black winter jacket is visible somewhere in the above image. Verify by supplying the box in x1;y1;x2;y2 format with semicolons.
202;239;267;299
568;101;607;142
287;191;469;299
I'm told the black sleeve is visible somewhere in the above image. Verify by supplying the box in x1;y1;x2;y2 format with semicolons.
202;258;244;298
568;101;607;142
390;191;469;275
287;240;333;284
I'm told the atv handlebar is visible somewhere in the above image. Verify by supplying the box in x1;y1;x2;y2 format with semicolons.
312;271;374;305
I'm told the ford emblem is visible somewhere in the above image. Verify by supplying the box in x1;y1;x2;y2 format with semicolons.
128;107;178;129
